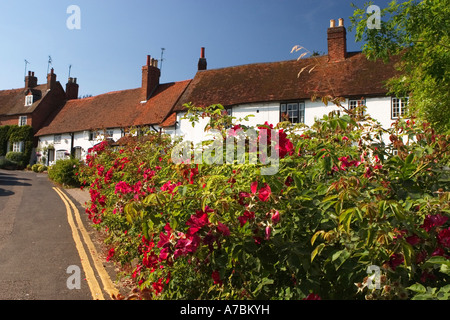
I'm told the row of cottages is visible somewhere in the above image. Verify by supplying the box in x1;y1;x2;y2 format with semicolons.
0;69;67;159
31;18;403;165
35;56;191;164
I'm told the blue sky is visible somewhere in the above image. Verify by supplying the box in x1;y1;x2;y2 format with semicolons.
0;0;393;97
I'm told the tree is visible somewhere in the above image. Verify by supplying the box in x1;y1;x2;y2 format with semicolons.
350;0;450;133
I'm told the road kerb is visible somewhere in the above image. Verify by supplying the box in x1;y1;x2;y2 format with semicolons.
57;188;120;299
53;187;105;300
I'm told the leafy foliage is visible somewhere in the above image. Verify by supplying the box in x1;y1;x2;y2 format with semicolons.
350;0;450;133
78;104;449;300
0;125;33;166
48;158;82;187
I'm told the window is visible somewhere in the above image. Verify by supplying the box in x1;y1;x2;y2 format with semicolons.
19;116;27;126
225;108;233;117
105;129;114;138
54;134;62;144
12;141;24;153
391;97;408;119
48;149;55;163
280;102;305;124
25;95;33;106
348;99;366;116
88;131;95;141
74;147;82;160
56;150;68;161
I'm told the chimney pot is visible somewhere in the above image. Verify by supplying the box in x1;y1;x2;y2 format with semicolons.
330;19;336;28
201;47;205;59
327;19;347;62
25;70;38;88
66;76;79;100
47;69;57;90
198;47;207;71
141;54;161;101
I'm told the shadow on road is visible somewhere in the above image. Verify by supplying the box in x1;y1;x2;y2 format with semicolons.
0;188;14;197
0;171;32;196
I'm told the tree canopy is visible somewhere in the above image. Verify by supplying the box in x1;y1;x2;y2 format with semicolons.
350;0;450;133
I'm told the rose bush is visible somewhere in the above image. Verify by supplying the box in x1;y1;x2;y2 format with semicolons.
78;104;449;300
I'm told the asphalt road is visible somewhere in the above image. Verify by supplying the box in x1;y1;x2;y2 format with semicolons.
0;169;117;300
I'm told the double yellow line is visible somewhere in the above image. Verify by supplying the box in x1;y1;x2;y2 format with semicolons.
53;187;119;300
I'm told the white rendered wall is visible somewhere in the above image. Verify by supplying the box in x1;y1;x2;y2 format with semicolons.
170;97;397;145
37;129;125;165
36;96;397;164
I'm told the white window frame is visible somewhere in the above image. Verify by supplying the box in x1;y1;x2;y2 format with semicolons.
18;116;27;126
391;97;408;119
25;95;33;106
280;102;305;124
55;150;68;161
348;99;366;116
105;129;114;138
54;134;62;144
12;141;24;153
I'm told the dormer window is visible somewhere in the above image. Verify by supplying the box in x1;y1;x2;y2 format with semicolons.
25;95;33;106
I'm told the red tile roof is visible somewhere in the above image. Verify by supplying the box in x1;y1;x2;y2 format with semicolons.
0;84;49;116
159;112;177;128
175;52;401;111
36;80;190;136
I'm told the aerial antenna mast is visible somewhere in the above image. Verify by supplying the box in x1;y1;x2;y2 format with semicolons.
47;55;53;74
160;48;165;73
24;59;30;81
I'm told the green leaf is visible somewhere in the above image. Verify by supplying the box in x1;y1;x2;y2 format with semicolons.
389;203;405;220
253;278;274;295
407;283;426;294
439;264;450;276
411;293;434;300
293;173;303;190
339;208;354;232
438;285;450;294
402;242;414;267
331;249;350;270
405;153;415;165
311;230;325;246
311;243;325;262
423;256;450;268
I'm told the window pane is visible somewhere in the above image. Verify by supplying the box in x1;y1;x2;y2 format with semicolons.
19;116;27;126
287;103;298;111
392;98;399;118
281;102;304;124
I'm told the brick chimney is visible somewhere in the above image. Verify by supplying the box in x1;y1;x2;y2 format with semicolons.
327;18;347;62
66;77;79;100
47;68;57;90
198;47;207;71
25;71;38;89
141;55;160;102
